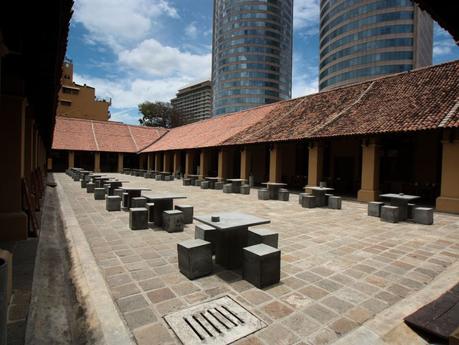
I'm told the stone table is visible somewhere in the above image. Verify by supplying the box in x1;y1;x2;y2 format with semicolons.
142;193;187;226
194;212;270;269
226;178;248;193
262;182;287;200
380;193;420;220
306;186;334;207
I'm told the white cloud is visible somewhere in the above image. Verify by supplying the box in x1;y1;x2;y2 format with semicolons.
185;22;199;39
293;0;320;33
433;40;455;56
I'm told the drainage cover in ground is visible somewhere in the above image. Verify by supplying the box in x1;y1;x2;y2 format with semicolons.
164;295;266;345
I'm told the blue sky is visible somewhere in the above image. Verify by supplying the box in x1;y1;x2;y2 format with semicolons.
67;0;459;125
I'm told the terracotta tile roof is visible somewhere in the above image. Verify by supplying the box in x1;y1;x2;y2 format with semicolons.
140;102;278;152
52;117;167;153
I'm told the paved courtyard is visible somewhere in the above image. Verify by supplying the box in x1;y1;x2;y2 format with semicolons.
55;173;459;345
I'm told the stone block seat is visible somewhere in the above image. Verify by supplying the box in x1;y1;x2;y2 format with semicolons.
146;202;155;223
155;175;162;181
164;175;171;181
163;210;184;233
175;205;193;224
223;184;232;193
200;181;210;189
114;188;124;197
278;189;289;201
258;189;269;200
195;224;217;254
240;184;250;195
368;201;384;217
301;195;316;208
177;239;212;280
131;197;147;208
214;181;224;190
381;205;399;223
106;195;121;212
243;244;280;288
94;188;105;200
129;208;148;230
328;196;342;209
80;179;87;188
413;207;434;225
86;182;95;193
298;193;311;204
122;192;129;209
195;179;202;187
247;228;278;248
183;178;191;186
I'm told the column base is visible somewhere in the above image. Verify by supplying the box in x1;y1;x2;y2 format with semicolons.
436;196;459;214
357;189;380;202
0;211;28;241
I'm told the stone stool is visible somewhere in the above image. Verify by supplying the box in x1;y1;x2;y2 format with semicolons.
413;207;433;225
243;244;280;288
407;203;415;219
278;189;289;201
146;202;155;223
169;175;175;181
106;196;121;211
258;189;269;200
80;179;87;188
201;181;210;189
328;196;342;209
301;195;316;208
214;181;224;190
131;197;147;208
94;188;105;200
319;181;327;188
298;193;311;204
183;178;191;186
114;188;124;197
177;239;212;280
240;184;250;195
223;184;232;193
155;175;162;181
164;175;171;181
247;228;278;248
325;193;333;205
195;180;202;187
129;208;148;230
122;192;129;209
381;205;399;223
163;210;184;233
368;202;384;217
195;224;217;254
86;182;95;193
104;184;111;196
175;205;193;224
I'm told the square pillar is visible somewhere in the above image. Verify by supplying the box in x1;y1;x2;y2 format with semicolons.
357;138;380;202
240;146;251;180
218;148;230;180
68;151;75;168
147;154;152;170
47;158;53;171
307;142;323;187
94;152;101;172
436;130;459;213
0;95;28;240
173;151;181;175
185;151;194;176
139;154;146;169
200;149;210;178
155;152;162;171
269;143;282;183
118;153;124;172
164;152;172;172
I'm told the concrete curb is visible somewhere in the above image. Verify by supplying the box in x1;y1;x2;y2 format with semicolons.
55;174;136;345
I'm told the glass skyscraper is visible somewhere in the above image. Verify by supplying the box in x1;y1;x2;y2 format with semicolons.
319;0;433;91
212;0;293;116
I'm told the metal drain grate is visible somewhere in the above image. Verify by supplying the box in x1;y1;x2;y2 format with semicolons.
164;296;266;345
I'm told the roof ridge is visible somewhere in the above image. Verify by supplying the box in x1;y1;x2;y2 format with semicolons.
137;129;170;153
127;125;139;151
439;97;459;128
90;121;100;151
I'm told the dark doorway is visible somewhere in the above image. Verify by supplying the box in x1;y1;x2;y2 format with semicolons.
124;153;139;169
100;152;118;172
75;151;94;171
50;150;68;172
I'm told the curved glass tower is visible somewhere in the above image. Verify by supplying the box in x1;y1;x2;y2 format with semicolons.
212;0;293;116
319;0;433;91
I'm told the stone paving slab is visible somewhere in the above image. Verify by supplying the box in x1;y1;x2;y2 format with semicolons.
55;173;459;345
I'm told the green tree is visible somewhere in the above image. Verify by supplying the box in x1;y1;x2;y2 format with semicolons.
138;101;182;128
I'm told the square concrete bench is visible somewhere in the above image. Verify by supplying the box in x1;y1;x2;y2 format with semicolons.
131;197;147;208
413;207;433;225
155;175;162;181
129;208;148;230
298;193;311;204
114;188;124;197
243;244;280;288
183;178;191;186
122;192;129;209
104;184;111;196
380;205;399;223
94;188;105;200
177;239;212;280
240;184;250;195
328;196;342;209
301;195;316;208
201;181;210;189
86;182;95;193
278;189;289;201
146;202;155;223
247;228;278;248
214;181;224;190
164;175;172;181
163;210;184;233
223;184;232;193
175;205;193;224
195;180;202;187
106;195;121;211
407;203;415;219
80;179;87;188
368;201;384;217
258;189;269;200
195;224;217;254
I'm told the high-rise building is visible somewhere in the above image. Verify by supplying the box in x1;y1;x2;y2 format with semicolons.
319;0;433;91
57;58;111;121
171;80;212;125
211;0;293;116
